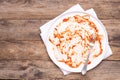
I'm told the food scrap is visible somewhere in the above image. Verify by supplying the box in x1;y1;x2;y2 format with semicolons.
49;14;103;68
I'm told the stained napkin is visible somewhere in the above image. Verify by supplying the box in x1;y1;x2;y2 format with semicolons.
40;4;112;75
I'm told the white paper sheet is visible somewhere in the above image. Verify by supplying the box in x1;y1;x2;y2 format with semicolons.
40;4;112;75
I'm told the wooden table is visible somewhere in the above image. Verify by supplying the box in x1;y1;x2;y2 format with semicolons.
0;0;120;80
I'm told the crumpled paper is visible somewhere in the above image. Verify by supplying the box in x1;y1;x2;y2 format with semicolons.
40;4;112;75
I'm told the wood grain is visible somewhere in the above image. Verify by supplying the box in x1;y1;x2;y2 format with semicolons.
0;20;119;60
0;0;119;20
0;20;120;41
0;0;120;79
0;40;119;60
0;60;119;80
0;20;44;41
0;41;48;60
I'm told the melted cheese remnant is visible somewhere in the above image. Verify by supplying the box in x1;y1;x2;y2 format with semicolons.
49;14;103;68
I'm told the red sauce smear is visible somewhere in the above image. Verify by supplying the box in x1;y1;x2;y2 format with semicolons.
63;18;69;22
49;14;103;68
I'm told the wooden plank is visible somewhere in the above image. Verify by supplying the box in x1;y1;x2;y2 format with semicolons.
0;40;119;60
0;60;119;80
0;20;46;41
0;19;119;60
0;41;50;60
0;20;120;41
0;0;119;20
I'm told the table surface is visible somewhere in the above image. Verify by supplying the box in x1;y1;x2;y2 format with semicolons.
0;0;120;80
